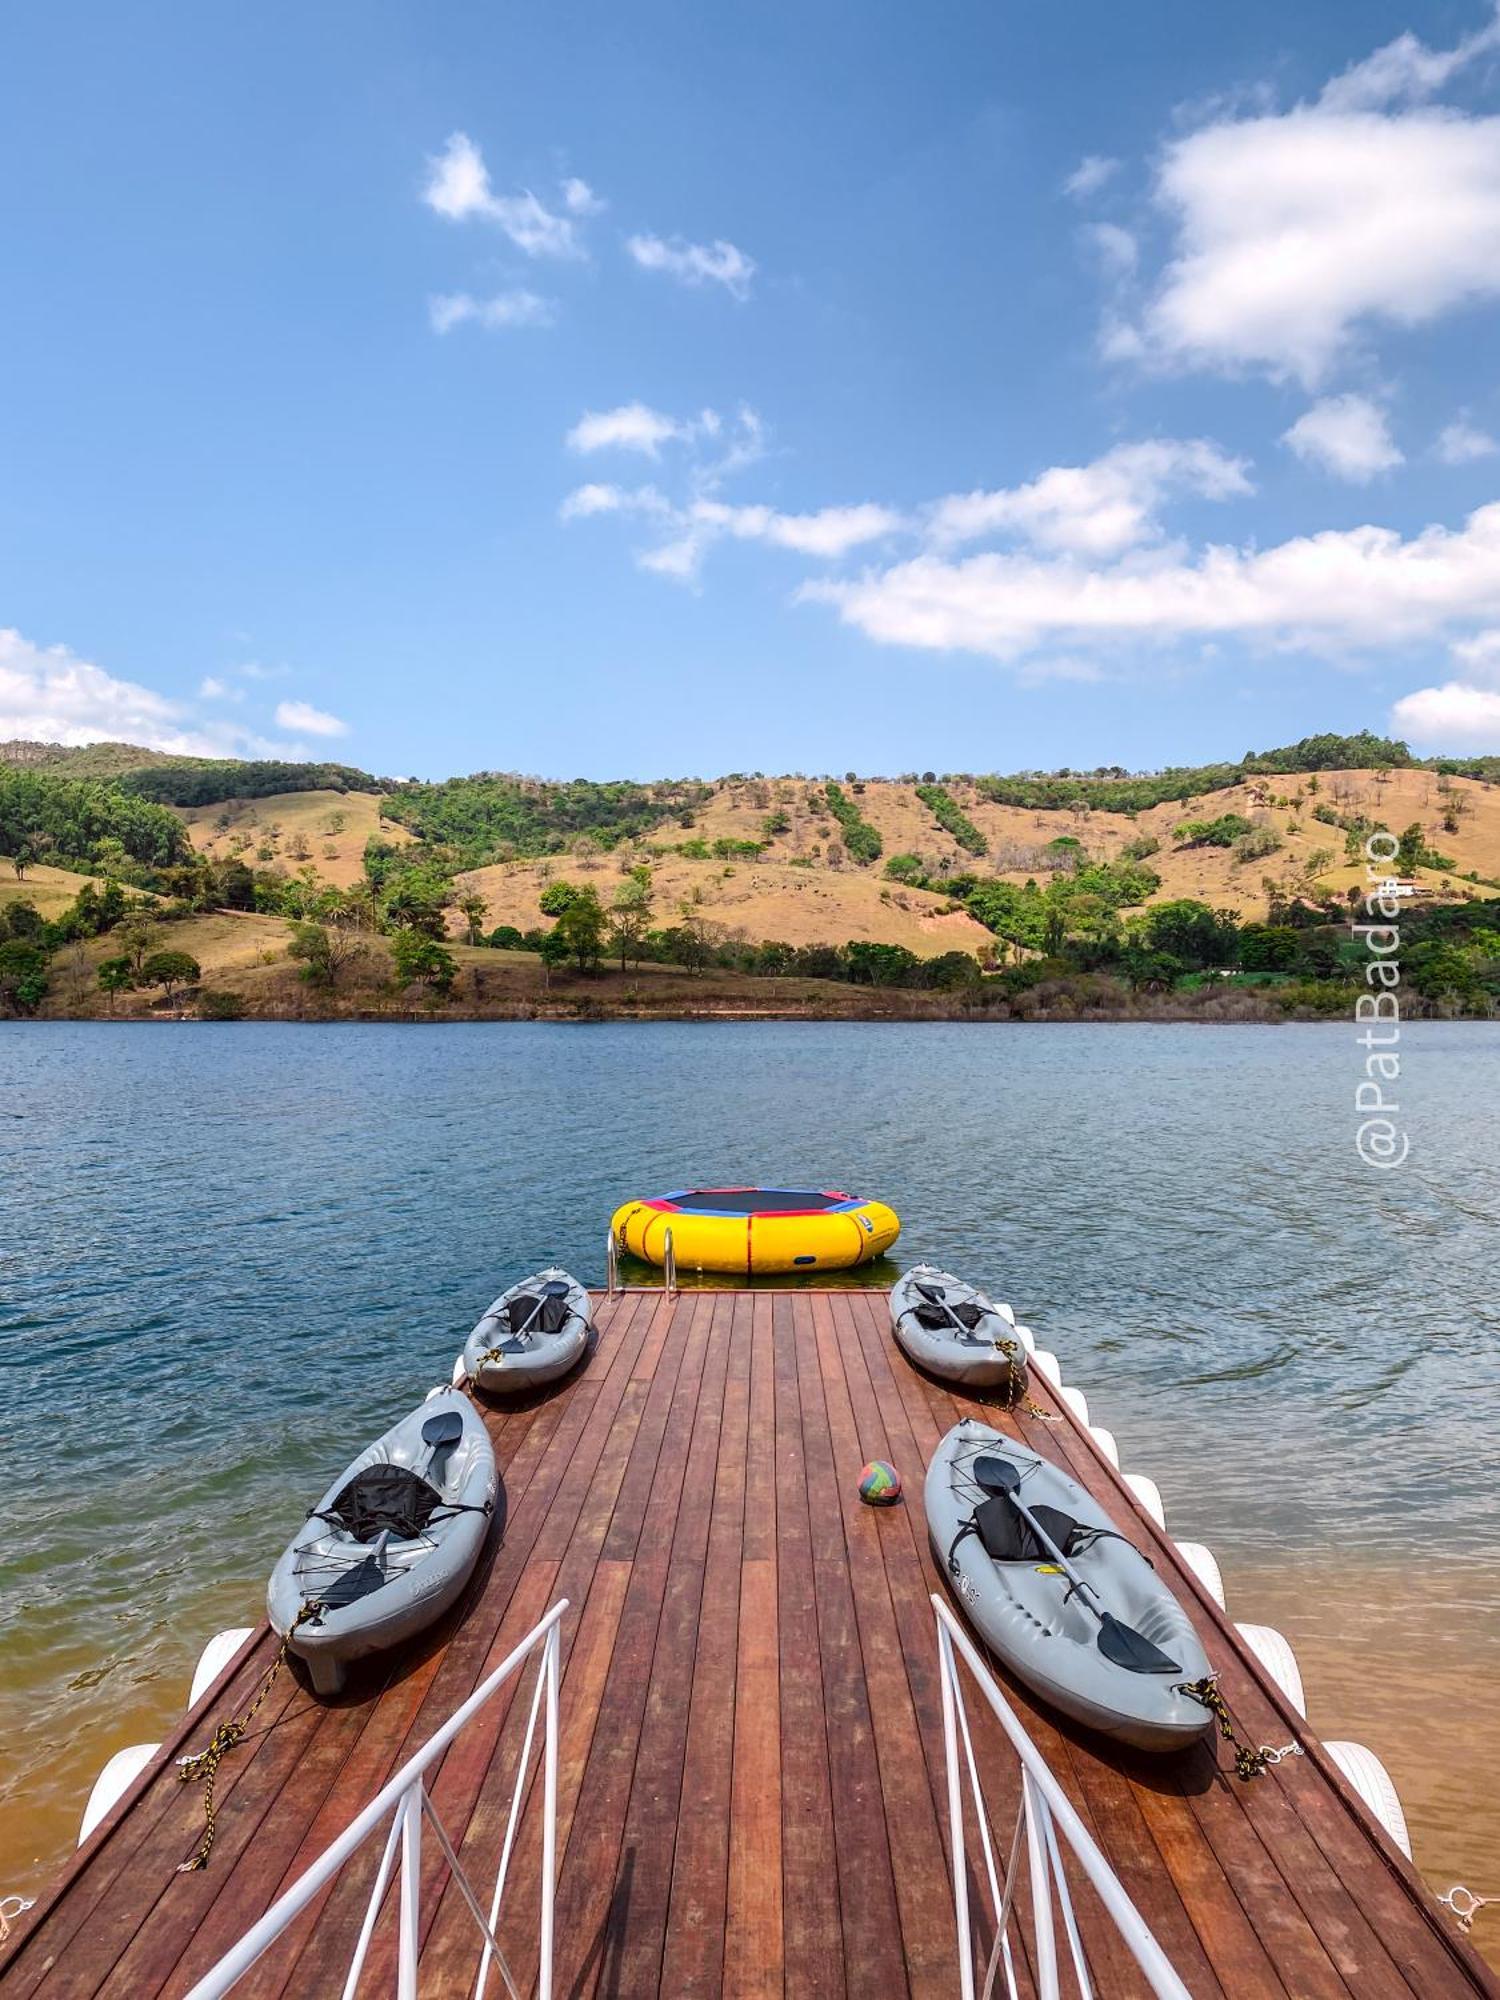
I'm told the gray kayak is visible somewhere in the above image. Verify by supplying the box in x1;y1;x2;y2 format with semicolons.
268;1389;496;1696
461;1268;592;1395
890;1265;1028;1390
927;1418;1214;1753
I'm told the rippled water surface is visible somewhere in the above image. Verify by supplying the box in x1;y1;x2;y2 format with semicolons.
2;1020;1497;1941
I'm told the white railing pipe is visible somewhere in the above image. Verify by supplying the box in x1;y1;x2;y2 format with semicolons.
184;1598;568;2000
933;1595;1191;2000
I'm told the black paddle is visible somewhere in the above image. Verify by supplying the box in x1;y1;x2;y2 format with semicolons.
321;1529;394;1609
970;1454;1180;1676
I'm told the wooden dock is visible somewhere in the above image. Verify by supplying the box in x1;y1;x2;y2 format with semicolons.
3;1288;1493;1997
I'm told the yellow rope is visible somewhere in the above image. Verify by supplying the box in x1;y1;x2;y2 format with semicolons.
1177;1676;1270;1781
994;1336;1061;1425
176;1605;319;1871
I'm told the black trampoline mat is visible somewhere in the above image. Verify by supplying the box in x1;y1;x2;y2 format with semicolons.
672;1188;846;1215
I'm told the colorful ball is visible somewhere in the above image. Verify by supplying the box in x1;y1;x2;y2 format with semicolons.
858;1460;902;1507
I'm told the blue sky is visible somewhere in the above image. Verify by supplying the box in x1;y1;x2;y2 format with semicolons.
5;0;1500;779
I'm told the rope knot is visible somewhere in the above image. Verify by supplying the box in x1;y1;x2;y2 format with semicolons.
1177;1676;1274;1782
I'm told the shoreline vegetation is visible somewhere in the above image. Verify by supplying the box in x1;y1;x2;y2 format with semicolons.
3;729;1500;1024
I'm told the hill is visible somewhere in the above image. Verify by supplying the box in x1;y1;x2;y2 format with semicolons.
5;731;1500;975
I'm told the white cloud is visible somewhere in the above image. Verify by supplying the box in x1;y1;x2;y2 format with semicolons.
558;482;671;522
198;676;232;700
1452;628;1500;671
1319;10;1500;113
1065;155;1120;199
565;489;899;580
428;290;555;333
625;232;756;299
566;402;703;456
923;439;1251;557
1391;680;1500;745
0;630;275;755
274;699;349;739
804;501;1500;660
1116;16;1500;384
693;499;904;558
1282;394;1403;482
422;133;586;259
1437;418;1499;463
561;177;604;216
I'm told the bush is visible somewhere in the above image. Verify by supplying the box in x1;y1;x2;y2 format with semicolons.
914;784;987;856
1232;827;1283;863
821;783;883;864
197;989;248;1020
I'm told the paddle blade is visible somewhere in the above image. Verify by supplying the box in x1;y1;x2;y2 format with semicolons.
914;1280;945;1302
1097;1612;1180;1676
421;1410;464;1448
971;1453;1023;1495
540;1279;572;1298
321;1555;392;1611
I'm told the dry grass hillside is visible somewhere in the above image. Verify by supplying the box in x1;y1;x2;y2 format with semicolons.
176;788;410;888
0;863;102;920
451;767;1500;947
456;851;994;953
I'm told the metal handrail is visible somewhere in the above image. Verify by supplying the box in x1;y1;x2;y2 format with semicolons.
662;1227;677;1299
932;1595;1191;2000
605;1225;620;1296
184;1598;568;2000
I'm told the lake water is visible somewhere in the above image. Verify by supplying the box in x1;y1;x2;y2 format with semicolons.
2;1020;1497;1949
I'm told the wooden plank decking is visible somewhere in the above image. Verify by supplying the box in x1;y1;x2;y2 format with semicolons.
3;1288;1493;1998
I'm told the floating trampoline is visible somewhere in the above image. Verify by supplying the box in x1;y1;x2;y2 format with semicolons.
611;1187;901;1275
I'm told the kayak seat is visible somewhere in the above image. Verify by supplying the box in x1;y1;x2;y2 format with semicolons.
974;1497;1082;1563
319;1464;446;1544
507;1292;571;1338
949;1497;1135;1572
912;1299;986;1333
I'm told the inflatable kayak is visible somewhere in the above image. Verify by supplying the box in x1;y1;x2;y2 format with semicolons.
268;1390;496;1696
461;1268;592;1395
890;1265;1028;1391
927;1419;1213;1753
611;1187;899;1274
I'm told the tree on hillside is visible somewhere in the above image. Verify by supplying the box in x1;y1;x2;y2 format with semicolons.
608;868;654;971
11;840;36;880
555;885;606;972
0;940;48;1014
538;927;570;992
458;891;489;945
287;919;367;989
117;915;162;977
391;928;457;997
98;957;133;1012
140;950;201;1006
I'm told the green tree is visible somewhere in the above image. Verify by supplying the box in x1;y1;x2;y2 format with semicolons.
554;885;606;972
97;956;134;1011
0;939;49;1014
2;898;43;941
287;919;367;988
458;891;489;945
391;928;457;996
140;950;201;1005
537;927;570;991
607;868;654;971
538;880;579;918
117;915;162;978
